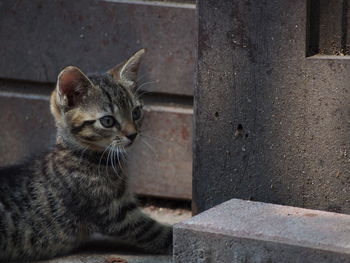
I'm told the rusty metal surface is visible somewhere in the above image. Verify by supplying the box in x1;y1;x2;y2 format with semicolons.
0;92;192;199
0;0;195;96
194;0;350;214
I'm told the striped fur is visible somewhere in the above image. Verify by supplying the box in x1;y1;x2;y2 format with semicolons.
0;50;172;262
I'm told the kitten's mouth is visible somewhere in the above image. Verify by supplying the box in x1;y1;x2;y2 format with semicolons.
124;141;133;147
113;139;133;148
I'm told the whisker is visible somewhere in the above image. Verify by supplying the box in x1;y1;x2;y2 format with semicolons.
140;133;183;148
116;147;125;174
98;143;112;177
111;147;119;176
120;146;128;162
115;147;128;182
106;145;113;177
139;138;159;159
105;145;111;176
136;73;147;83
136;90;152;99
136;80;156;92
79;146;89;163
110;146;116;173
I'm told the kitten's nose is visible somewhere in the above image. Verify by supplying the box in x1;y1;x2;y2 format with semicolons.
121;123;137;142
126;133;137;142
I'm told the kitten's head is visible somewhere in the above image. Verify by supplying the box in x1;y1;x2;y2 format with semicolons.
50;49;145;152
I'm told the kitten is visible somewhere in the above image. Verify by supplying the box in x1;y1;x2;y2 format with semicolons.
0;49;172;262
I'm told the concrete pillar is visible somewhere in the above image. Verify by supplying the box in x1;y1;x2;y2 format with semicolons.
193;0;350;214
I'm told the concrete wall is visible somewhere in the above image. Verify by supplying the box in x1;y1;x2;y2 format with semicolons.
193;0;350;213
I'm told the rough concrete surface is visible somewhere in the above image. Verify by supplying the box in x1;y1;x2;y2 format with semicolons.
194;0;350;214
174;198;350;263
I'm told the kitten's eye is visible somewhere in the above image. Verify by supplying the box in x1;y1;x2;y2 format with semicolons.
100;115;116;128
132;106;142;121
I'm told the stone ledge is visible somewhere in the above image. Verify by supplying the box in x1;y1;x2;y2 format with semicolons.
173;199;350;263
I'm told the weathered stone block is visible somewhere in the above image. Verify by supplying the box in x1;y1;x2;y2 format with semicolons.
174;198;350;262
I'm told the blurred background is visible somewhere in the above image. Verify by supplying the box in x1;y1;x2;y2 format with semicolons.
0;0;195;201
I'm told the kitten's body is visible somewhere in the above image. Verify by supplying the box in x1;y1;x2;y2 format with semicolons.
0;50;172;262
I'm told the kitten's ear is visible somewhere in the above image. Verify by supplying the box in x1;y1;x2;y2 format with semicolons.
108;49;145;88
56;66;93;108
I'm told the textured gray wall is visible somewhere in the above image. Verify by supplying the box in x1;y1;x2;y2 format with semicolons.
0;0;195;199
0;0;195;96
193;0;350;214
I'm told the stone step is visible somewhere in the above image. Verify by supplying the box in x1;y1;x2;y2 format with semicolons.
174;198;350;263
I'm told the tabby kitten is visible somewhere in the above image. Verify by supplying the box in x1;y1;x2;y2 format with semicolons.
0;49;172;262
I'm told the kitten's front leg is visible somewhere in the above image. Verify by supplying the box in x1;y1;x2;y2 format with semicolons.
99;201;173;254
